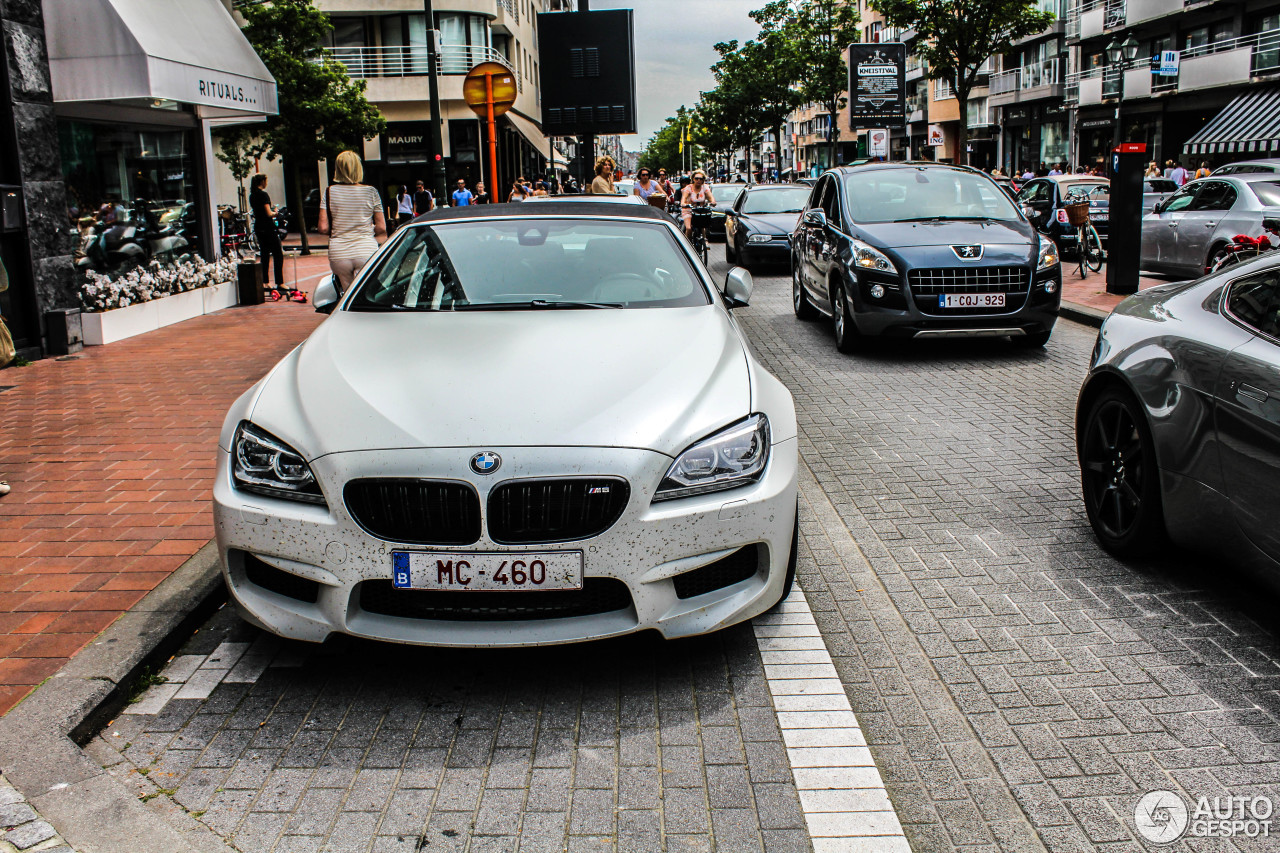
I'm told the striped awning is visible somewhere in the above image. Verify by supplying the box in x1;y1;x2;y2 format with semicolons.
1184;87;1280;156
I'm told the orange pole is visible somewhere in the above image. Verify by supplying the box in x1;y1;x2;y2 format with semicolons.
485;73;499;203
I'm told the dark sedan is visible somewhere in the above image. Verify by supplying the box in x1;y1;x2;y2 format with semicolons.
1016;175;1109;251
724;185;810;270
1076;253;1280;583
792;163;1062;350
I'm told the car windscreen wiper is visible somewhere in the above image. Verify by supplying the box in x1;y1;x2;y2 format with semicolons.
898;215;1001;222
529;300;624;309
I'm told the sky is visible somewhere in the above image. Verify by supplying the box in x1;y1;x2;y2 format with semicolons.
589;0;763;149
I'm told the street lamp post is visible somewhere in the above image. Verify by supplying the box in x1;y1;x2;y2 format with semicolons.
423;0;447;204
1106;35;1141;159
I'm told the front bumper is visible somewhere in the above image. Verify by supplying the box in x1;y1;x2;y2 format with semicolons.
214;441;798;647
740;238;792;265
847;265;1063;339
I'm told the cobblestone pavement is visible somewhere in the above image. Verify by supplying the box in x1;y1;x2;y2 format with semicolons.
0;773;76;853
721;249;1280;851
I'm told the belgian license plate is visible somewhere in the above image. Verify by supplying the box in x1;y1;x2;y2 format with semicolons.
391;551;583;591
939;292;1005;309
1091;212;1109;221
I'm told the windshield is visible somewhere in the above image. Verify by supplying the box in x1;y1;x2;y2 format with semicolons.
1250;181;1280;207
742;187;812;215
842;169;1022;223
347;218;710;311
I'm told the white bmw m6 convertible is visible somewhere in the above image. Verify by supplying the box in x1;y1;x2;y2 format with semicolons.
213;201;799;647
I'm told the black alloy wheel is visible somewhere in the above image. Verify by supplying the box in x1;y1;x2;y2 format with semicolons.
831;277;861;353
1080;388;1166;556
793;262;815;320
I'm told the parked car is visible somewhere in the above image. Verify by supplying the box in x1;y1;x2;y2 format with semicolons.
1016;175;1110;250
1212;158;1280;176
1141;175;1280;277
1143;178;1178;212
791;163;1062;350
708;183;749;241
1071;178;1179;232
1076;251;1280;580
725;184;810;269
213;201;799;647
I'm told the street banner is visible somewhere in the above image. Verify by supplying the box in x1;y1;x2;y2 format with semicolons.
537;9;638;136
849;43;906;128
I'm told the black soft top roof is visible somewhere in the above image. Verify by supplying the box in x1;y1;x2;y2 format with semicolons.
411;200;669;225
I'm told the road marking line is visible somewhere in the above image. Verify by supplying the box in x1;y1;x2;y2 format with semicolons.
754;587;910;848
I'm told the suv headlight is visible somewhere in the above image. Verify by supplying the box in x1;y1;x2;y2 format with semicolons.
232;422;326;505
851;239;897;274
654;414;770;502
1037;235;1060;270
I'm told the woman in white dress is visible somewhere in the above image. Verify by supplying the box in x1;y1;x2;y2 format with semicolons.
318;150;387;291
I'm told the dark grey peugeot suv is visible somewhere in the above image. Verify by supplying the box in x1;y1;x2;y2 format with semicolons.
792;163;1063;350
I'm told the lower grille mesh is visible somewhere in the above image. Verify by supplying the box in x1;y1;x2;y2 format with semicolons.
243;553;320;603
356;578;633;621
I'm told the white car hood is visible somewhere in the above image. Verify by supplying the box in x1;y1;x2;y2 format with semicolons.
250;306;751;459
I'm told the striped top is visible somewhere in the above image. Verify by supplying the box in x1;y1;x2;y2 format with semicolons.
326;184;381;262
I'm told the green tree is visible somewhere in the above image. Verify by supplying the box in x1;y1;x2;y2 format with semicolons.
639;107;703;176
753;1;861;168
707;35;800;180
873;0;1054;165
213;126;267;211
236;0;385;254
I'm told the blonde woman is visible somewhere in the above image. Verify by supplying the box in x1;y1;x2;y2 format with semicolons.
680;170;715;238
589;156;616;194
318;150;387;291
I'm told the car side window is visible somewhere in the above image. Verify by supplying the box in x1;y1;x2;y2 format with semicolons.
1161;185;1197;213
821;177;840;223
1227;269;1280;340
1189;181;1237;211
1017;181;1044;203
805;180;824;212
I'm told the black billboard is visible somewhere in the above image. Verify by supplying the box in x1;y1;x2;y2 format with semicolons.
537;9;637;136
849;43;906;128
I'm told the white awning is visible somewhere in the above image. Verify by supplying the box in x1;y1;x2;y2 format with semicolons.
504;111;548;156
43;0;277;116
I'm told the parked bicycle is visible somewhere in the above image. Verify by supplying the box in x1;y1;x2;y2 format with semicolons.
1064;200;1103;278
218;206;257;260
1211;218;1280;273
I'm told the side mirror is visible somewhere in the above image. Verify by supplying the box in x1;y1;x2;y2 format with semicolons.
314;274;340;315
723;267;754;308
802;209;826;228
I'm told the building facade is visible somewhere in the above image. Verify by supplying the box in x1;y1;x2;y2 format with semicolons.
318;0;561;206
991;0;1068;175
1065;0;1280;171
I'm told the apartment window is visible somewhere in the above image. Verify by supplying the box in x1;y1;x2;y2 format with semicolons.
327;16;368;48
1184;20;1234;51
934;77;954;100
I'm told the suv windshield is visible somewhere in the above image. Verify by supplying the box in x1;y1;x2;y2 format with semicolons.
742;187;811;214
348;219;710;311
842;168;1021;223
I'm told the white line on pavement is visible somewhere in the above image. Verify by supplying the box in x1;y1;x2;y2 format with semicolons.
753;588;912;852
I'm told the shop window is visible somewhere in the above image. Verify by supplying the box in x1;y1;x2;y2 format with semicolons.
59;120;200;275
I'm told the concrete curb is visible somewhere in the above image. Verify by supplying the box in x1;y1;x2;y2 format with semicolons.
1059;300;1109;329
0;542;233;853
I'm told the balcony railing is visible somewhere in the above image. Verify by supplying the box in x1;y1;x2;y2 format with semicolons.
497;0;517;21
990;68;1020;94
329;45;517;84
1022;56;1060;88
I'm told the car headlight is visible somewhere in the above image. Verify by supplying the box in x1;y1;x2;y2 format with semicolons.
851;239;897;273
1037;235;1060;270
654;414;770;502
747;233;772;243
232;422;326;505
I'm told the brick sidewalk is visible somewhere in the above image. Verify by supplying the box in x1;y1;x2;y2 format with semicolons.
1060;264;1177;316
0;285;327;715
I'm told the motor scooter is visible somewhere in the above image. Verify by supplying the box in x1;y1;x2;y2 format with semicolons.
1211;218;1280;273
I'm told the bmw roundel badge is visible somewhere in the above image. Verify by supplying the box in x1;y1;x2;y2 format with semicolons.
470;451;501;475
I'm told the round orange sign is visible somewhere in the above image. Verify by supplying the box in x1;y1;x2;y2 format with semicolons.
462;62;518;119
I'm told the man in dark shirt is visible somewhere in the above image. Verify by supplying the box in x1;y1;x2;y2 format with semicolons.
413;180;434;216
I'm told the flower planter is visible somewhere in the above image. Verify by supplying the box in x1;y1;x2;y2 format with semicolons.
83;285;241;346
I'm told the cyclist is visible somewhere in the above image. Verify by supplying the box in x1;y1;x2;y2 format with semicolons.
681;170;715;239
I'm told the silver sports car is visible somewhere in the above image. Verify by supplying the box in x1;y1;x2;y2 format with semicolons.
1076;252;1280;578
214;202;799;647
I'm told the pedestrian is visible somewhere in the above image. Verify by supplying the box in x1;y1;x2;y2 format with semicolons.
1171;161;1188;186
508;179;528;202
564;176;580;194
532;180;550;197
1145;161;1161;178
249;174;287;301
473;182;491;204
657;169;675;201
451;179;474;207
413;180;434;216
1163;159;1175;178
589;156;616;195
395;185;414;228
1048;163;1062;176
318;150;386;293
1194;160;1212;180
1021;165;1034;181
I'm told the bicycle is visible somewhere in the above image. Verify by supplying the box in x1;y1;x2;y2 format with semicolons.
687;202;711;265
1064;200;1103;277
